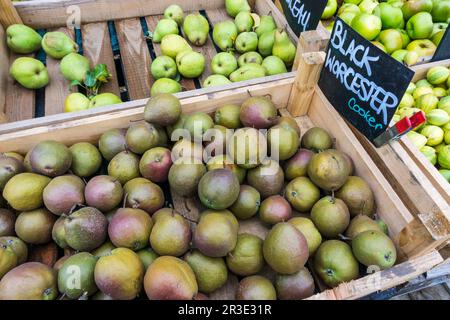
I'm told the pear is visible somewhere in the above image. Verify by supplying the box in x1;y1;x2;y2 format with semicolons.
225;0;251;17
229;63;266;82
255;15;277;37
238;51;263;67
262;55;287;76
60;53;90;83
150;55;177;79
203;74;232;88
89;93;122;108
211;52;238;76
151;78;182;96
42;31;78;59
258;30;275;57
164;4;184;26
235;12;255;33
213;20;238;52
272;29;296;67
176;50;205;78
151;19;179;43
10;57;49;90
183;14;210;46
235;32;258;53
2;173;51;211
6;24;42;54
161;34;192;59
64;92;90;113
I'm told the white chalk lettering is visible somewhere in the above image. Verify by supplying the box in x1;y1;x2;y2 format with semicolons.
285;0;310;32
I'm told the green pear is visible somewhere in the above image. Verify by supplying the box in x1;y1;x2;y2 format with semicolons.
213;20;238;52
235;32;258;53
161;34;192;59
211;52;238;76
234;11;255;33
151;19;179;43
225;0;251;18
229;63;266;82
203;74;232;88
164;4;184;26
238;51;263;67
89;93;122;108
151;78;182;96
176;50;205;78
6;24;42;54
183;14;210;46
42;31;78;59
64;92;90;113
151;55;177;79
60;53;90;82
10;57;49;89
272;29;296;67
258;30;275;57
255;15;276;37
262;56;287;76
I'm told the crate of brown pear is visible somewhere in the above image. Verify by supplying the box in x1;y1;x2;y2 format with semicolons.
0;51;444;300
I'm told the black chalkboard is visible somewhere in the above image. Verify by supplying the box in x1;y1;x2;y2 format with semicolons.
318;18;414;143
280;0;328;36
432;26;450;62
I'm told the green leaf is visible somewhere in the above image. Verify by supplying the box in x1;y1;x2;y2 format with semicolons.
70;80;82;87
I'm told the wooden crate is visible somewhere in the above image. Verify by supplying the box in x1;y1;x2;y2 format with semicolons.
0;0;297;123
0;52;444;300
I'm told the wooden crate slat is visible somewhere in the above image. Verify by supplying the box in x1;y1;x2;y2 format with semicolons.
114;18;152;100
44;27;76;116
0;24;8;123
145;15;196;92
81;22;121;97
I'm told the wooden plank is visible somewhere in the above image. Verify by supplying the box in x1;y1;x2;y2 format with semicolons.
5;52;35;122
14;0;225;29
0;0;22;28
205;8;231;26
81;22;120;97
293;29;329;70
114;18;153;100
0;23;8;123
44;27;76;116
412;59;450;81
145;15;196;92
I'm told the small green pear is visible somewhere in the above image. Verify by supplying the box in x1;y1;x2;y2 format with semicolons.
225;0;251;17
64;92;90;113
10;57;49;90
272;29;296;67
89;93;122;108
183;14;210;46
6;24;42;54
151;55;177;79
176;50;205;78
235;31;258;53
60;53;90;82
255;15;277;37
42;31;78;59
238;51;263;67
258;30;275;57
213;20;238;52
164;4;184;26
161;34;192;59
203;74;232;88
211;52;238;76
234;11;254;32
151;78;182;96
151;19;179;43
229;63;266;82
262;55;287;76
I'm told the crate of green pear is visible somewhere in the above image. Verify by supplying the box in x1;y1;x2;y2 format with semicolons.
0;0;302;123
0;62;444;300
318;0;448;65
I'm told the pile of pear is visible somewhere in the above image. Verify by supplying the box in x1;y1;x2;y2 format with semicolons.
0;92;397;300
149;0;296;95
5;24;122;112
321;0;449;65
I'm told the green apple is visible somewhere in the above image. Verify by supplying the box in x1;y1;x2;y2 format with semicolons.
10;57;49;89
378;29;403;54
391;49;408;62
235;32;258;53
322;0;338;19
176;50;205;78
151;78;182;95
339;11;358;25
407;39;436;57
401;0;433;20
432;23;448;36
398;29;411;48
203;74;232;88
64;92;90;113
406;82;416;94
431;0;450;22
151;55;177;79
6;24;42;54
89;93;122;108
338;3;361;15
351;13;382;40
211;52;238;77
416;79;433;88
164;4;184;26
404;50;419;66
344;0;363;4
60;53;90;82
432;30;445;46
406;12;433;40
372;41;387;52
261;55;287;76
388;0;405;8
358;0;379;14
374;2;405;29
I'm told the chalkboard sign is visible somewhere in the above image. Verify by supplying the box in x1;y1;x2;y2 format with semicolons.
280;0;328;36
318;18;414;143
432;26;450;62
